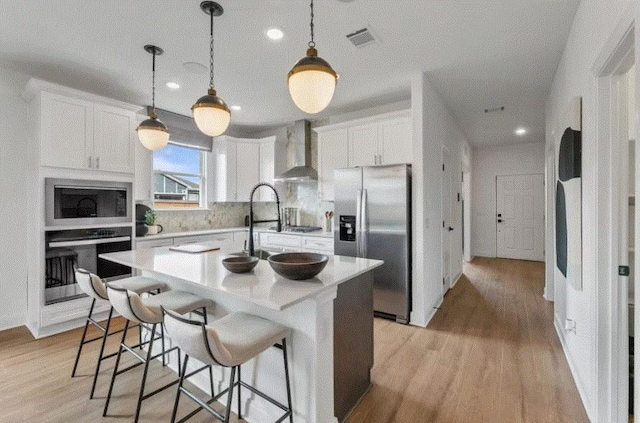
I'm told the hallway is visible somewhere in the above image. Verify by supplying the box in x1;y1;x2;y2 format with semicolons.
348;257;588;423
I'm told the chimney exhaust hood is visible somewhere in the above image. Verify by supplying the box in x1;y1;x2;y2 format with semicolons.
274;120;318;182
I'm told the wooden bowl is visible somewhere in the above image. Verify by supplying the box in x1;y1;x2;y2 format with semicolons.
267;253;329;280
222;256;259;273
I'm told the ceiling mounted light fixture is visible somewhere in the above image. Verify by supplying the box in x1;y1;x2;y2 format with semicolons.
192;1;230;137
266;28;284;41
137;45;170;151
288;0;338;114
515;127;527;136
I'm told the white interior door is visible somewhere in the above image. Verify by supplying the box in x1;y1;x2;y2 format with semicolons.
442;149;452;290
496;174;545;261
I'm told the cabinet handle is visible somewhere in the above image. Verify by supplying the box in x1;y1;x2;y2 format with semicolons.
88;156;92;168
96;157;100;169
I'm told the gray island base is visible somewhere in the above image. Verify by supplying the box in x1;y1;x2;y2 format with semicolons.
100;246;382;423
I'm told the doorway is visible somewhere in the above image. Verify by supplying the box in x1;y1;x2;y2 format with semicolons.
442;148;453;291
496;174;545;261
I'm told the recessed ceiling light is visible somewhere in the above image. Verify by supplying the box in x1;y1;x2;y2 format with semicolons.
515;128;527;136
230;105;242;111
183;61;208;74
266;28;284;41
166;82;180;90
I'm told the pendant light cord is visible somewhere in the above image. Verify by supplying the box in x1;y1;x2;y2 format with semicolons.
308;0;315;48
209;9;215;89
151;49;156;112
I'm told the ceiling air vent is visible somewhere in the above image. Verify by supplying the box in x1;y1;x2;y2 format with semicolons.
484;106;505;114
346;28;375;47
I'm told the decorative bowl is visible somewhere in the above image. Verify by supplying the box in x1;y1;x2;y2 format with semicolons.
267;253;329;280
222;256;259;273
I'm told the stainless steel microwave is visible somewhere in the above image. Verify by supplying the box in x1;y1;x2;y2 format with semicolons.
45;178;132;227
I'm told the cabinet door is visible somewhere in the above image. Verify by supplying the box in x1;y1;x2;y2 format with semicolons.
93;104;135;173
212;138;237;202
236;142;260;201
41;92;93;169
136;238;174;248
318;129;348;201
134;125;153;200
380;117;412;165
259;139;275;201
348;123;379;167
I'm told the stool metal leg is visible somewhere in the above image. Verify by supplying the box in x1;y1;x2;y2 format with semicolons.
283;338;293;423
71;298;96;377
171;354;190;423
160;322;167;367
103;321;130;417
223;366;236;423
237;365;242;419
89;305;113;399
134;323;157;423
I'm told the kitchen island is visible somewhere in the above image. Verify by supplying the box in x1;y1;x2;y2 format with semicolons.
100;246;383;423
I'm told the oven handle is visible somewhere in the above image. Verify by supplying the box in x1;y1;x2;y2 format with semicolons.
48;236;131;248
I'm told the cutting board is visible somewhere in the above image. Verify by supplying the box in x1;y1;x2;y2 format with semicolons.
169;243;221;254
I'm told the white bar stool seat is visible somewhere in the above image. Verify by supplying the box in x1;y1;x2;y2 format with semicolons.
164;310;293;423
71;269;167;399
103;285;214;423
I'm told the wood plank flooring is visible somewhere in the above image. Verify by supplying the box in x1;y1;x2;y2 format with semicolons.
0;258;588;422
347;257;589;423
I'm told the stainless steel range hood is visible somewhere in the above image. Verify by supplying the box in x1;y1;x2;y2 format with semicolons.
274;120;318;182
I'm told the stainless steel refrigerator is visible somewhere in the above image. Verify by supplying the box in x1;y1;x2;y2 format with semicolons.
334;164;411;324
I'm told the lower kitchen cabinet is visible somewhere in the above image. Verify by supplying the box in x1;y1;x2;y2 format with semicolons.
260;232;334;255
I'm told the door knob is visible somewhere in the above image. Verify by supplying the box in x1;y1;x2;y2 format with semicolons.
498;219;503;223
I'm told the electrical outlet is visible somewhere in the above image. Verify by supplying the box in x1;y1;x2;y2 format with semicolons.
564;318;576;334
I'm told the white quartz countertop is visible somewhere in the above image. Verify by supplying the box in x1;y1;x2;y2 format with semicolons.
136;226;334;241
100;248;382;311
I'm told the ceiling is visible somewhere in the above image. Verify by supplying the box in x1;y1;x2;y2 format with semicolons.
0;0;580;147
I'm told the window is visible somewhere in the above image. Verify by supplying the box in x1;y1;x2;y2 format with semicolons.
153;144;206;209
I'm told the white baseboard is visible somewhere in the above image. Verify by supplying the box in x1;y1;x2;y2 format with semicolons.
0;313;25;332
553;317;593;421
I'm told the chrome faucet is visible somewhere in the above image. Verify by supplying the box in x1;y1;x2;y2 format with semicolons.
248;183;282;257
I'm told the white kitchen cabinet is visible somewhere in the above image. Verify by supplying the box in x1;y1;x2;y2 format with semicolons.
260;233;302;250
41;92;93;169
37;88;137;173
134;117;154;201
348;123;379;167
301;236;333;254
379;116;412;165
213;136;275;202
93;103;135;173
135;238;174;248
315;110;411;202
317;129;348;202
176;233;234;250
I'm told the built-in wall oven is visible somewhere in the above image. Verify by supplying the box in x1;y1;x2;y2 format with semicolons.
45;178;132;227
44;227;132;305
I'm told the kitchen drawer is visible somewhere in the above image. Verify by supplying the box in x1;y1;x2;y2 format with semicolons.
177;233;233;246
301;237;334;253
136;238;174;248
260;233;302;249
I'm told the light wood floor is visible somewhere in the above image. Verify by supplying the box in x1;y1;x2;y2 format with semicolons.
0;258;589;422
347;257;589;423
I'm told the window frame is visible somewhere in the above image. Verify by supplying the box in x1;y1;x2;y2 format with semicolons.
152;148;208;210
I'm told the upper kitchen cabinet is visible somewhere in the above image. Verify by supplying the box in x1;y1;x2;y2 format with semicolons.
315;110;411;201
23;79;139;174
212;136;275;202
316;128;348;201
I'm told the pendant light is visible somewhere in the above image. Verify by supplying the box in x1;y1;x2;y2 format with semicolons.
137;45;170;151
288;0;338;114
192;1;230;137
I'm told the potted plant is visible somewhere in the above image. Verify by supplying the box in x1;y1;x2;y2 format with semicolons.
144;210;163;235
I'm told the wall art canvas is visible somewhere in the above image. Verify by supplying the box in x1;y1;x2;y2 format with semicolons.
556;96;582;291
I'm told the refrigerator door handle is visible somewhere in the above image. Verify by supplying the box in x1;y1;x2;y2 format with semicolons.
356;189;363;257
361;189;368;258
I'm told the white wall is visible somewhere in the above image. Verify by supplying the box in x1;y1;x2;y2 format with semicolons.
0;66;30;330
471;142;545;258
545;1;636;420
410;72;471;326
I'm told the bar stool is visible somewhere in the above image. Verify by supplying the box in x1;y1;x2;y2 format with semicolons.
103;285;214;423
71;268;167;399
163;309;293;423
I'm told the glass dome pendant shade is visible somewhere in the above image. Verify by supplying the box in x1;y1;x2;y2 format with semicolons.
192;1;230;137
288;0;338;114
137;45;169;151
